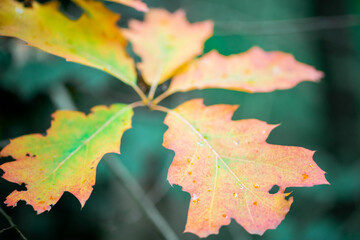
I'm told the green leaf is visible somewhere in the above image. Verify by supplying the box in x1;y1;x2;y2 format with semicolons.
0;104;133;213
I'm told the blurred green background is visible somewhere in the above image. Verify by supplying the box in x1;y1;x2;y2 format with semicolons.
0;0;359;239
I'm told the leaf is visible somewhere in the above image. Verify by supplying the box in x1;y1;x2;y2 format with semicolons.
0;104;133;214
163;99;329;238
167;47;323;94
0;0;137;86
123;9;213;86
105;0;148;12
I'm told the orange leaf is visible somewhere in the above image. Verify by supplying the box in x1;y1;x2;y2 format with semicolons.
123;9;213;86
167;47;323;94
106;0;148;12
0;104;133;213
163;99;328;238
0;0;137;86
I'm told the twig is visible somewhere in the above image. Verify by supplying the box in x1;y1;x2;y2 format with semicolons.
48;84;77;111
125;164;171;223
104;155;179;240
216;15;360;35
0;207;27;240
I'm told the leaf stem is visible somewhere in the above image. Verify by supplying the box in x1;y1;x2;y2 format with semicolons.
132;84;149;105
0;207;27;240
150;104;171;113
129;100;146;109
152;90;173;105
148;66;163;101
104;155;179;240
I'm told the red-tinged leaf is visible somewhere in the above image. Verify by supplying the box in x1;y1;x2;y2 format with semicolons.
123;9;213;86
105;0;148;12
0;0;137;86
163;99;329;238
0;104;133;214
167;47;323;94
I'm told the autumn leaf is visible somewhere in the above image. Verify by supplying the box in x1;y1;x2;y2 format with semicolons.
166;47;323;95
163;99;329;238
123;9;213;87
105;0;148;12
0;0;137;86
0;104;133;214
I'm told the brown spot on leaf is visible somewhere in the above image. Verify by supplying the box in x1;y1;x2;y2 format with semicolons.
253;201;257;206
302;173;309;180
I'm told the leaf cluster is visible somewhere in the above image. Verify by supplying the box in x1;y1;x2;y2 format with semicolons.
0;0;328;238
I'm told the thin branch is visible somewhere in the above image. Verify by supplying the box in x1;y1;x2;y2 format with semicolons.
145;167;171;205
48;84;77;111
104;155;179;240
0;207;27;240
216;15;360;36
125;165;171;223
0;225;15;234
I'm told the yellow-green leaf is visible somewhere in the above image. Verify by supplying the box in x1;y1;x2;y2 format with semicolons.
124;9;213;86
163;99;328;238
167;47;323;94
0;104;133;213
0;0;137;85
